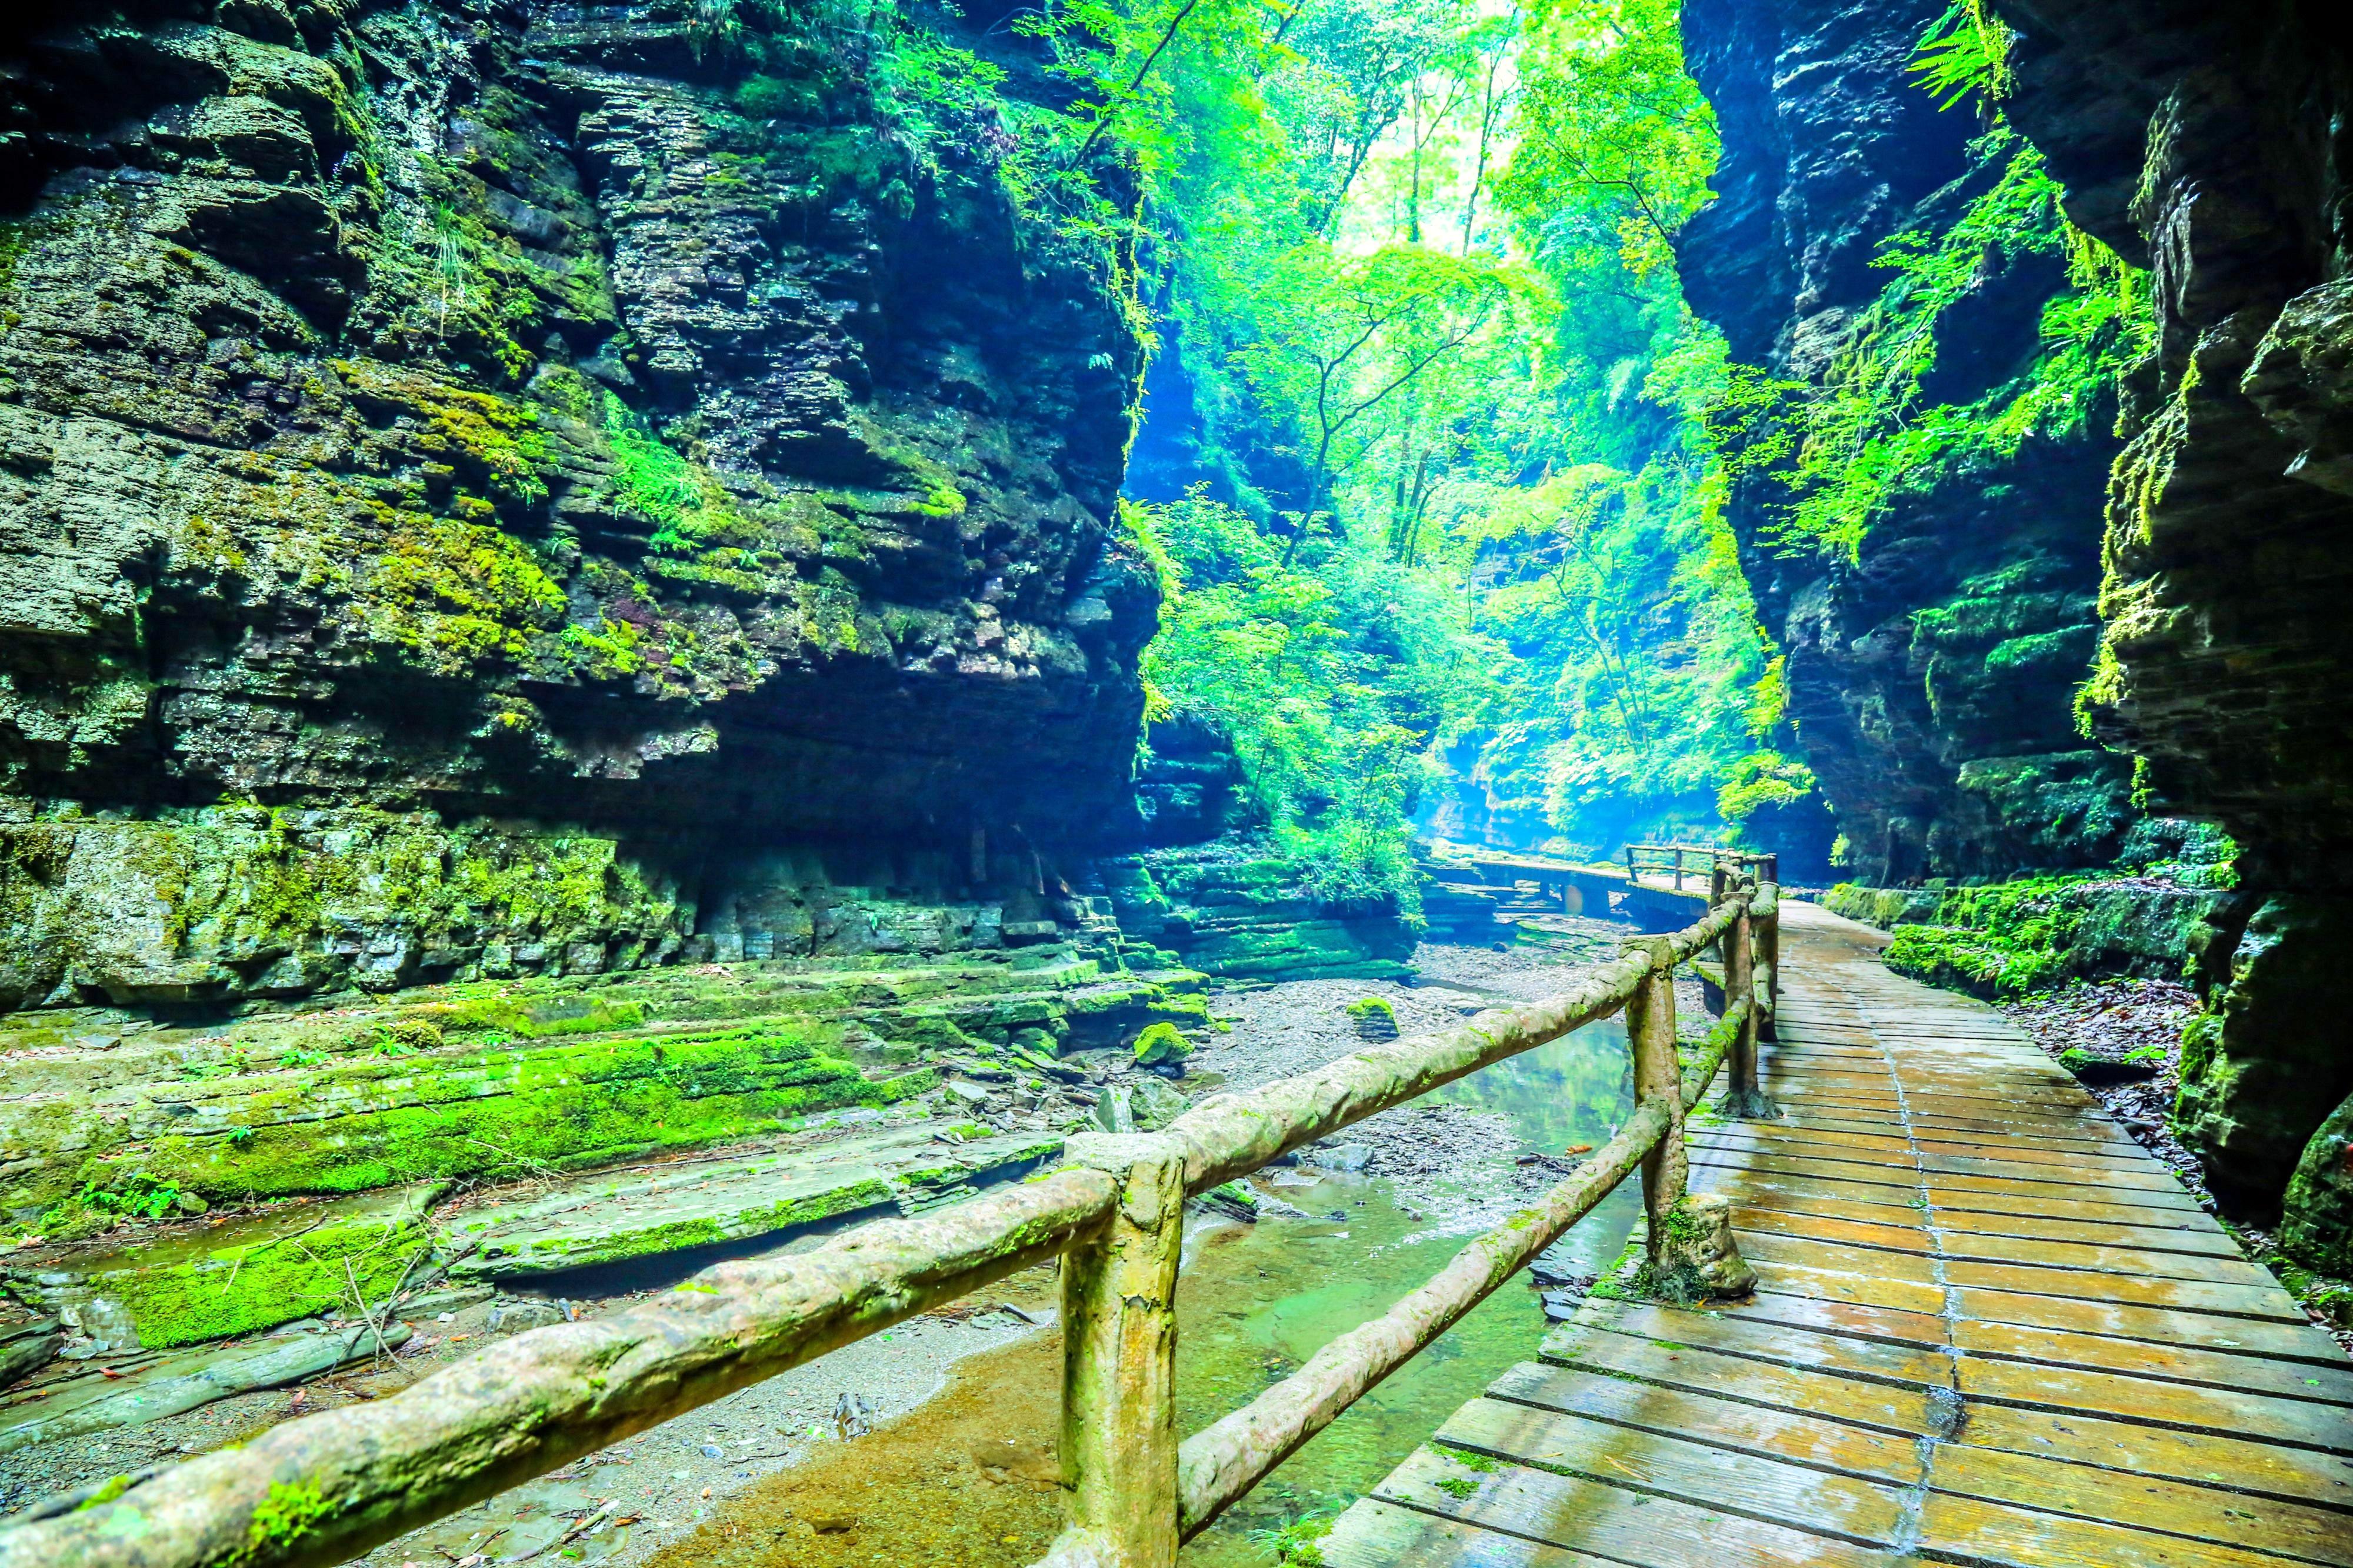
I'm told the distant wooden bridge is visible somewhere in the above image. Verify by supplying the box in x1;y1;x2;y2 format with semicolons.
1321;899;2353;1567
1434;843;1772;930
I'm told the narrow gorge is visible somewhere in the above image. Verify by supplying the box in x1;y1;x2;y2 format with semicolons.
0;1;2347;1564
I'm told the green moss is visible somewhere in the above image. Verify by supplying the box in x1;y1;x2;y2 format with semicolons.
94;1199;431;1349
1343;997;1395;1023
44;1024;919;1205
1132;1022;1192;1066
243;1480;334;1562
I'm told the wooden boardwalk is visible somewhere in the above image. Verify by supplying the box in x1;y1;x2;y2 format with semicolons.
1322;900;2353;1567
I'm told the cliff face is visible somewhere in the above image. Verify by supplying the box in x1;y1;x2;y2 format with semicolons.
1983;0;2353;1263
0;0;1158;1009
1678;0;2133;886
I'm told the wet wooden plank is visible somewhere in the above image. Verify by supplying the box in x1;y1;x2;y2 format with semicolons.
1952;1319;2353;1402
1482;1364;1927;1485
1572;1302;1952;1389
1320;1498;1612;1568
1927;1441;2353;1565
1432;1400;1911;1546
1734;1230;1944;1285
1958;1355;2353;1450
1948;1287;2346;1359
1729;1206;2269;1285
1940;1258;2307;1319
1918;1489;2328;1568
1710;1290;1954;1353
1371;1446;1909;1567
1958;1402;2353;1512
1538;1324;1944;1436
1747;1257;1951;1316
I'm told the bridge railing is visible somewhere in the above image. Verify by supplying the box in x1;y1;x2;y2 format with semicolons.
1625;840;1779;894
0;882;1782;1568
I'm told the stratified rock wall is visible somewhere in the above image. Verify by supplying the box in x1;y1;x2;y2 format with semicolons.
1983;0;2353;1250
0;1;1157;1007
1678;0;2132;885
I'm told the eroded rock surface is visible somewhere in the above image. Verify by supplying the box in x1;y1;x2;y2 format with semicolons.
1679;0;2132;883
1982;0;2353;1255
0;0;1157;1009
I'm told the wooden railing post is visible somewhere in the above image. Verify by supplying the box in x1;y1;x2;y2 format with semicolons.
1672;847;1685;890
1722;882;1778;1120
1754;881;1780;1042
1045;1133;1187;1568
1621;937;1687;1265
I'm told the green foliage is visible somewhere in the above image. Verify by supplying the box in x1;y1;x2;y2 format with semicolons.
1247;1500;1343;1566
1909;1;2013;110
1119;0;1807;860
1130;491;1469;900
1344;996;1397;1022
41;1172;186;1235
1711;94;2154;562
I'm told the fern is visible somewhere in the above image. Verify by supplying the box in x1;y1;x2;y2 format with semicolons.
1909;1;2013;110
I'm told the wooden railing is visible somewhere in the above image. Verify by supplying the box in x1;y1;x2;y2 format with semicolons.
1625;841;1779;893
0;880;1781;1568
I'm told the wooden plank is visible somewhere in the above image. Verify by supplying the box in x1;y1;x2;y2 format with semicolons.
1747;1257;1952;1316
1320;1498;1613;1568
1734;1230;1944;1286
1952;1319;2353;1402
1433;1400;1911;1546
1711;1290;1955;1353
1939;1258;2307;1319
1538;1324;1944;1436
1371;1446;1909;1567
1959;1402;2353;1512
1949;1287;2349;1361
1730;1205;2269;1286
1572;1302;1952;1389
1959;1355;2353;1450
1919;1489;2332;1568
1929;1205;2245;1257
1484;1363;1926;1486
1928;1441;2353;1566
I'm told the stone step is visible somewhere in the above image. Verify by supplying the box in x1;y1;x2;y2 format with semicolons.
446;1127;1064;1279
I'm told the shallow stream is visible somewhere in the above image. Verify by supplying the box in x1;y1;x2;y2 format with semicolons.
641;1012;1644;1567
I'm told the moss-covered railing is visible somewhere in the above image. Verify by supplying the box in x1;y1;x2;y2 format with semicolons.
0;882;1781;1568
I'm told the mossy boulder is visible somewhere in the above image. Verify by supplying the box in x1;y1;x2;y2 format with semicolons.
2177;896;2353;1219
1131;1022;1192;1068
1345;996;1399;1041
2281;1090;2353;1275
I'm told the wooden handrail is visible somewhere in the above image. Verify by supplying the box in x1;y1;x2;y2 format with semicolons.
0;882;1781;1568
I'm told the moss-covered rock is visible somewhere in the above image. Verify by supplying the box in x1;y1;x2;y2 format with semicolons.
9;1183;442;1350
1131;1022;1192;1068
2176;896;2353;1220
1097;843;1417;982
2280;1092;2353;1276
1858;875;2225;999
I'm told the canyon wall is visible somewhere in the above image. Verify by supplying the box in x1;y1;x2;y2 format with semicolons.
1678;0;2134;887
1985;0;2353;1265
0;0;1159;1010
